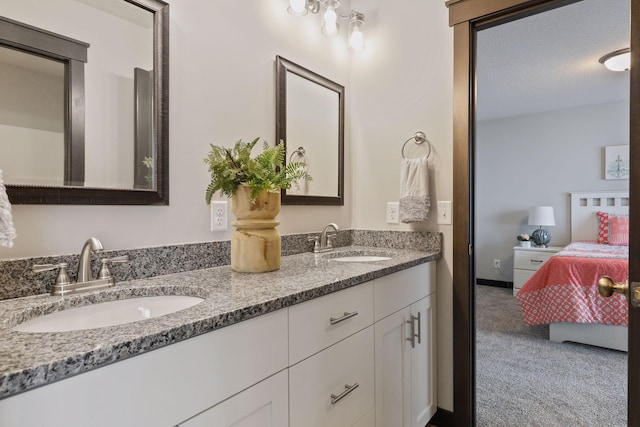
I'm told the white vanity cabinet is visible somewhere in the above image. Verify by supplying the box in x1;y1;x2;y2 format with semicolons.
374;263;437;427
0;261;437;427
0;309;289;427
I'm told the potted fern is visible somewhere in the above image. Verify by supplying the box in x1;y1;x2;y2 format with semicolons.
204;137;311;272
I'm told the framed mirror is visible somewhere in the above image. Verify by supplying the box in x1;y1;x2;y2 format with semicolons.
275;55;344;206
0;0;169;205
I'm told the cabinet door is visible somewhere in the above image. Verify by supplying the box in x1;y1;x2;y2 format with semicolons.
410;295;436;427
374;307;412;427
178;370;289;427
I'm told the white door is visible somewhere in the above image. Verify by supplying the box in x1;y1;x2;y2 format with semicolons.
410;295;437;427
178;370;289;427
374;306;412;427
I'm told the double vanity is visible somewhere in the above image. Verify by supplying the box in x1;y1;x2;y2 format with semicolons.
0;245;439;427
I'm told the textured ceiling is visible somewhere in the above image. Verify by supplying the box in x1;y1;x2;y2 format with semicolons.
476;0;630;121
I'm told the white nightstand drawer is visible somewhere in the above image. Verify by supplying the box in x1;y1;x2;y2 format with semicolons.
513;269;536;290
514;250;555;271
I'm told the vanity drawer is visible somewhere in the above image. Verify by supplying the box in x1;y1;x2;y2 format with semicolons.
374;262;435;321
289;326;374;427
514;251;555;271
289;282;374;365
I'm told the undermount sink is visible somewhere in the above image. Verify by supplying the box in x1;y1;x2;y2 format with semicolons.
330;255;392;262
13;295;204;333
325;250;393;263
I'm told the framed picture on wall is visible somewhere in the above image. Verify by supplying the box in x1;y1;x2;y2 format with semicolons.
604;145;630;180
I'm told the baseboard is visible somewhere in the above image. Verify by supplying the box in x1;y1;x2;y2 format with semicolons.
476;278;512;289
428;407;454;427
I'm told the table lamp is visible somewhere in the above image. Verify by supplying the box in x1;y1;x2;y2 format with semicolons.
528;206;555;247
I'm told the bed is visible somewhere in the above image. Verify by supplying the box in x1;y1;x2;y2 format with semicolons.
516;191;629;352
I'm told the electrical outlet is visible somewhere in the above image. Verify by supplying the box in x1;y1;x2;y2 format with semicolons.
493;259;501;269
211;201;228;231
386;202;399;224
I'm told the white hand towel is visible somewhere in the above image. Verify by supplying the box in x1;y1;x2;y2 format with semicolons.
0;170;17;248
399;157;430;223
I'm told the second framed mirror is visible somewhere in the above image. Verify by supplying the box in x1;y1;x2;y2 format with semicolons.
275;55;344;206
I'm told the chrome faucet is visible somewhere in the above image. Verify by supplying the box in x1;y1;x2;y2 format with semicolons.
309;223;340;253
32;237;129;296
77;237;104;283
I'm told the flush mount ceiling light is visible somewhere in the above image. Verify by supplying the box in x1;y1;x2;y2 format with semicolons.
287;0;365;52
599;48;631;72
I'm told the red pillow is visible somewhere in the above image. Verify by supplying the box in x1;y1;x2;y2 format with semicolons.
609;215;629;246
596;211;609;243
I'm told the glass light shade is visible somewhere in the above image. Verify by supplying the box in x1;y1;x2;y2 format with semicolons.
528;206;556;227
348;15;365;52
599;49;631;72
321;0;339;36
288;0;308;16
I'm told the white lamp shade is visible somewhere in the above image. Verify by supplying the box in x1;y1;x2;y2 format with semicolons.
528;206;555;227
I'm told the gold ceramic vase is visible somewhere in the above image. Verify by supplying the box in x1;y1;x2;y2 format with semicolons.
230;186;281;273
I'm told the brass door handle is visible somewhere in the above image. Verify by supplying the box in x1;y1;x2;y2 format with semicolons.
598;276;633;300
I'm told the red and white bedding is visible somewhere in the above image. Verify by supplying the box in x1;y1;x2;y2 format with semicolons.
517;242;628;327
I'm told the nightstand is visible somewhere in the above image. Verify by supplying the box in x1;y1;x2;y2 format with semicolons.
512;246;562;296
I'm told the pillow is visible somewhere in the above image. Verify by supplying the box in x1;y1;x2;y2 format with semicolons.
608;215;629;246
596;211;609;243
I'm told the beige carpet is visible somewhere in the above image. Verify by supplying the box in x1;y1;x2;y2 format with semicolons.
475;285;627;427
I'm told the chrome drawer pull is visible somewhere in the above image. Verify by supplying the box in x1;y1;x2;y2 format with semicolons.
530;259;544;264
330;382;360;404
416;311;422;344
329;311;358;325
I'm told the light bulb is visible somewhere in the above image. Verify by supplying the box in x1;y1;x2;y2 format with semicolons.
288;0;308;16
321;1;339;36
348;13;365;52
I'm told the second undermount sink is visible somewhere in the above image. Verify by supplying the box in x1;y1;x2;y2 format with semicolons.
324;250;393;263
330;255;392;262
13;295;204;333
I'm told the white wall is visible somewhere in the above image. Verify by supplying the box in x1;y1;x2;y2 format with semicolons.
350;0;454;411
476;100;629;282
0;0;455;413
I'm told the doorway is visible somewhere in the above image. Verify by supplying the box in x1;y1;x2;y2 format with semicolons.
448;0;640;425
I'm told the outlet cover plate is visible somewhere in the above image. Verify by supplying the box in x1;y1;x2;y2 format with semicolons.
437;201;452;225
211;201;228;231
386;202;400;224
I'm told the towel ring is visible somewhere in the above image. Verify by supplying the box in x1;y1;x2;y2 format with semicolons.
289;146;307;163
401;131;432;160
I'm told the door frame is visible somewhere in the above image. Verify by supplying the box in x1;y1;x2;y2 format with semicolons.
446;0;640;425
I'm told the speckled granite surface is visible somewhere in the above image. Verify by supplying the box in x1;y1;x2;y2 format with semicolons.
0;245;440;400
0;230;440;300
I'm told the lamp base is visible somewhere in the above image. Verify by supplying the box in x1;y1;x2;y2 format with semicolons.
531;228;551;247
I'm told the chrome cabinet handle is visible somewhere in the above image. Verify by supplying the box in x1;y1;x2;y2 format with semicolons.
406;316;416;348
330;311;358;325
330;383;359;405
530;259;544;264
416;311;422;345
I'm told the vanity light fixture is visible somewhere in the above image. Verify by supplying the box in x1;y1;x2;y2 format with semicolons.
599;48;631;72
287;0;365;52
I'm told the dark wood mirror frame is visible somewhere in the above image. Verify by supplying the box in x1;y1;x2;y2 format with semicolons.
275;55;345;206
447;0;640;425
5;0;169;205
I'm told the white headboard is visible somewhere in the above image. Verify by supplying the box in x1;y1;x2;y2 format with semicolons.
570;191;629;241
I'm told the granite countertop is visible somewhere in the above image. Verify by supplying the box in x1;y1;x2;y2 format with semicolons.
0;246;440;400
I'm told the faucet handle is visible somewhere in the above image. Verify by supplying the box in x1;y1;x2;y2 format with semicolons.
33;262;72;287
98;255;129;280
307;235;320;252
